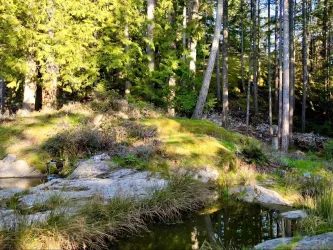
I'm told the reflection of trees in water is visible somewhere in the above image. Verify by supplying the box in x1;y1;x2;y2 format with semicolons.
203;203;281;249
114;202;283;250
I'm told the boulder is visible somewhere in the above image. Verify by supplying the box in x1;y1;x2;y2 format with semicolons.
174;166;219;183
0;155;43;178
254;238;293;249
15;168;167;208
230;185;292;206
254;232;333;249
70;153;113;179
281;210;307;219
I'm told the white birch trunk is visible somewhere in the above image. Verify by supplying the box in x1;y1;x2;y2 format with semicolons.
192;0;223;119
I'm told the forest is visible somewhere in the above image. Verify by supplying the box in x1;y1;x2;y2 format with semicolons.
0;0;332;150
0;0;333;249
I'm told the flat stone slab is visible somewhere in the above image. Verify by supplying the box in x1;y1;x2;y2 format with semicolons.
0;168;168;229
0;168;167;208
281;210;307;219
230;185;292;206
0;155;42;178
255;232;333;249
255;238;293;249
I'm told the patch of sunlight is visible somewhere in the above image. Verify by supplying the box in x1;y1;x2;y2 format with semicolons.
0;111;88;171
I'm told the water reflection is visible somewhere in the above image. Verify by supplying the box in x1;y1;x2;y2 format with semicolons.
114;200;284;250
0;177;46;189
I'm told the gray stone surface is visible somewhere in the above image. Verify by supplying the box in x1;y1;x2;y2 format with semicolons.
230;185;292;206
175;166;219;183
0;168;168;229
255;238;293;249
281;210;307;219
1;168;167;208
0;155;42;178
70;153;114;179
294;232;333;249
255;232;333;249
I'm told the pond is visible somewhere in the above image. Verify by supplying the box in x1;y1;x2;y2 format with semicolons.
0;177;46;189
113;200;293;250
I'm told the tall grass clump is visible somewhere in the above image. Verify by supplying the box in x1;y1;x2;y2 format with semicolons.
300;180;333;235
316;186;333;224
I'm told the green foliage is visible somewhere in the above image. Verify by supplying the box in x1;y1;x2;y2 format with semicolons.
323;140;333;159
241;142;267;165
42;126;112;159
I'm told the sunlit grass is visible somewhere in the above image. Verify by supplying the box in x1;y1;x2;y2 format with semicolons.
139;118;249;173
0;111;91;171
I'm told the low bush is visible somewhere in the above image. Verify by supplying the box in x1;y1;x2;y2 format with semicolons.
241;143;267;165
323;140;333;159
43;126;113;159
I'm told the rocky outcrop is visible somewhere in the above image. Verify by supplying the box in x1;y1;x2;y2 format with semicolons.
254;238;293;249
230;185;292;206
0;154;42;178
70;153;113;179
255;232;333;249
16;169;166;208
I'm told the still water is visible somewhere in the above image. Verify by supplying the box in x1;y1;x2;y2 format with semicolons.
114;200;289;250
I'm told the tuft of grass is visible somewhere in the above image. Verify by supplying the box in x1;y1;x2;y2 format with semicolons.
316;186;333;225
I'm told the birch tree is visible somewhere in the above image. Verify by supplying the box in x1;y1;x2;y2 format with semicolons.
147;0;155;71
192;0;223;119
189;0;199;73
281;0;290;151
302;0;309;132
222;0;229;128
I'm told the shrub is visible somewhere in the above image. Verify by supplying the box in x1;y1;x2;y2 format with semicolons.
323;140;333;159
241;143;267;165
123;122;157;139
43;126;114;159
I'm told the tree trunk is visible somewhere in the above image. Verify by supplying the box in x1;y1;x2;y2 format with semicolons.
168;75;176;116
125;24;131;95
43;0;58;109
222;0;229;128
289;0;295;144
281;0;290;151
147;0;155;71
240;0;245;92
189;0;199;73
22;55;37;112
182;5;187;62
323;0;329;117
216;45;221;101
246;56;252;136
302;0;308;132
268;0;273;138
192;0;223;119
278;0;283;145
246;0;254;136
252;0;259;115
274;0;279;114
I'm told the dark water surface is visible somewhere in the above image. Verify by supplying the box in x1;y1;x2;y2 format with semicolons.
0;177;46;189
113;200;288;250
